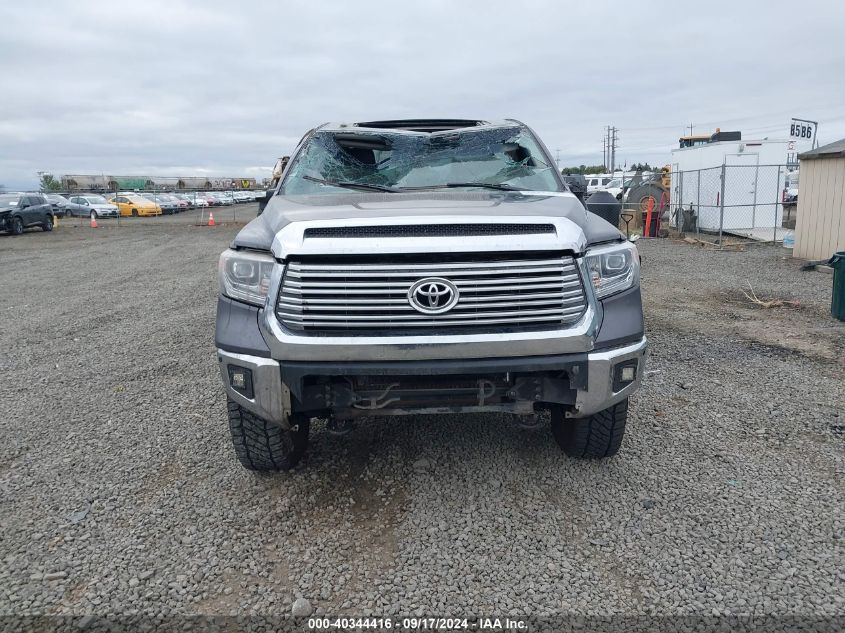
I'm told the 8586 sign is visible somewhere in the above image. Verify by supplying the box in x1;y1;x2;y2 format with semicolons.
789;120;815;140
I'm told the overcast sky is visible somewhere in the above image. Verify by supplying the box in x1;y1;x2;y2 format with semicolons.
2;0;844;189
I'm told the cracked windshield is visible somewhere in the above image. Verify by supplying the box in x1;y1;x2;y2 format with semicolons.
282;125;560;194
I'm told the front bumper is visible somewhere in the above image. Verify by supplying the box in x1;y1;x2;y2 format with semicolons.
217;336;647;428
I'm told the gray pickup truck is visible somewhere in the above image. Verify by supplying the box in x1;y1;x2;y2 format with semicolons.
216;119;646;471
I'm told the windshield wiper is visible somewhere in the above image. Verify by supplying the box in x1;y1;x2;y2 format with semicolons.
399;182;527;192
302;175;399;193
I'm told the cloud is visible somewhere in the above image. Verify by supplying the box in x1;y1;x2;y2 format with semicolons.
1;0;844;188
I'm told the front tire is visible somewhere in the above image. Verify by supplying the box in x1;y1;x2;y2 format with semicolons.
90;210;98;220
227;398;310;471
131;208;138;217
42;215;53;231
551;398;628;458
9;216;24;235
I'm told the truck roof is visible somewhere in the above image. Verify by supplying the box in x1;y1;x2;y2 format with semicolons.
319;119;524;133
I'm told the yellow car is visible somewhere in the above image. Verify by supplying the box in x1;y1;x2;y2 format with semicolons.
108;193;162;217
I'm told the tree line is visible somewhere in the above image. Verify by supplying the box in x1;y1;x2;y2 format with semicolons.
560;162;655;175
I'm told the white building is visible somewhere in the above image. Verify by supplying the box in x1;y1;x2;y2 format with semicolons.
670;134;789;237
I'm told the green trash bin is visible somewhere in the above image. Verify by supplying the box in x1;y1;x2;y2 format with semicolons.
832;251;845;321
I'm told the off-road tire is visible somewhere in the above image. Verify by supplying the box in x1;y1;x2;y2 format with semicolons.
42;216;53;231
551;398;628;458
10;216;24;235
227;398;310;472
627;183;664;213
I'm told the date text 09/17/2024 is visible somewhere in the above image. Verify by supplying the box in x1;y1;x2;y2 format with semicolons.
306;617;528;630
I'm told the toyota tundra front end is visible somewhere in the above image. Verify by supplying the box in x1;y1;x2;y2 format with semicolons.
215;119;647;471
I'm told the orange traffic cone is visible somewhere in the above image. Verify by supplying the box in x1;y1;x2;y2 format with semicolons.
208;212;215;227
90;215;98;229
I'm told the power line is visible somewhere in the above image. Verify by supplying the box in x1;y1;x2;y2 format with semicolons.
622;103;844;134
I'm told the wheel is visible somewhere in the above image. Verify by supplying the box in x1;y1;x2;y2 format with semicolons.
227;398;310;471
9;216;24;235
42;215;53;231
131;209;138;217
627;183;665;213
551;398;628;458
90;210;98;220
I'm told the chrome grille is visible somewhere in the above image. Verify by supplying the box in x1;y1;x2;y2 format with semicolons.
276;255;588;334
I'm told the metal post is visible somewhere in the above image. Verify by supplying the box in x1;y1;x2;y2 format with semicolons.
751;162;759;232
678;169;684;232
696;169;701;238
718;163;727;247
774;165;783;243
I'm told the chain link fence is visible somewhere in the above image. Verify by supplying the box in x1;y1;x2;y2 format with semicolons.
47;165;797;243
619;164;793;246
47;186;263;228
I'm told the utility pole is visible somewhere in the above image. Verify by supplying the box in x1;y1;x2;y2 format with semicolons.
687;123;694;136
607;127;618;173
602;135;607;170
605;126;613;170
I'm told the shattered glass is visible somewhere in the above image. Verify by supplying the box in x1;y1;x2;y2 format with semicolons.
282;125;560;195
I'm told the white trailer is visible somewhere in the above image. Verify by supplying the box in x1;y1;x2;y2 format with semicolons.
670;138;788;237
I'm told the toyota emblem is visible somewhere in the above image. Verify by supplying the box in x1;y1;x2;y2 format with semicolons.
407;277;460;314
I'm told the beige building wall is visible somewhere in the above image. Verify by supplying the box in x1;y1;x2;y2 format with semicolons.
794;157;845;260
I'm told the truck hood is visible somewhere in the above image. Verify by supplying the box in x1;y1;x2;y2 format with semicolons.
233;191;622;255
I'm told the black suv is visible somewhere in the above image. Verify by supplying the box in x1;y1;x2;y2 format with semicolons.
0;193;54;235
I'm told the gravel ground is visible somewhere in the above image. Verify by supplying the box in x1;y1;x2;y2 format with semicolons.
0;221;843;623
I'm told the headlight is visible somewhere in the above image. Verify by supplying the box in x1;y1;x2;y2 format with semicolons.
585;241;640;299
218;249;276;306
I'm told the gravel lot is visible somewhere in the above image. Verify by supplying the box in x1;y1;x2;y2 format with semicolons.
0;220;843;623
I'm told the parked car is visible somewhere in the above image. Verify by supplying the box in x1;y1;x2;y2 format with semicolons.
64;194;120;218
172;193;196;209
141;193;178;215
161;193;188;212
586;175;613;194
44;193;71;216
192;194;210;208
208;191;233;206
601;178;624;200
215;118;646;471
200;192;220;206
0;192;54;234
108;193;162;217
561;174;588;202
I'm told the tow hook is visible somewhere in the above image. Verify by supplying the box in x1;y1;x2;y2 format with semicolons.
515;411;548;431
326;417;355;436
